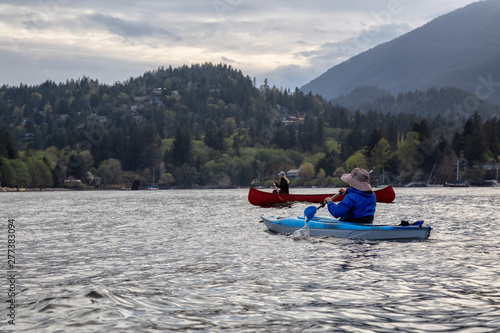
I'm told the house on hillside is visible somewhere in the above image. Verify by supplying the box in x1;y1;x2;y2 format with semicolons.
286;169;300;180
480;162;500;170
25;133;35;142
151;88;163;96
457;158;469;169
281;112;305;125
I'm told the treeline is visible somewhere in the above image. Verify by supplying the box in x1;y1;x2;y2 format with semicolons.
333;86;500;120
0;63;499;189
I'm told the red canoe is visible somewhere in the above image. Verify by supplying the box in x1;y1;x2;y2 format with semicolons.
248;185;395;207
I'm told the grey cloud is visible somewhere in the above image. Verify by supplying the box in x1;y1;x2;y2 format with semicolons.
86;13;180;41
265;64;322;90
221;56;236;63
298;22;412;64
0;0;480;90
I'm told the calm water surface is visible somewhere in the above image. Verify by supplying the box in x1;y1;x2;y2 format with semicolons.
1;187;500;332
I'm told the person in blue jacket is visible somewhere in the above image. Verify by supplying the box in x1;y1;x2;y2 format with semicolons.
324;167;376;223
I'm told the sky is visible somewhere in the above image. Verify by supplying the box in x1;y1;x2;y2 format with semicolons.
0;0;481;90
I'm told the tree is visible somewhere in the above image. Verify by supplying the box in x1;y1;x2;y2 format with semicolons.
0;158;16;187
396;131;421;179
317;168;326;180
125;122;145;171
10;159;31;187
27;157;53;188
96;158;123;185
0;130;19;159
483;119;500;159
298;162;315;180
370;138;391;173
172;127;192;166
345;151;368;171
462;113;487;165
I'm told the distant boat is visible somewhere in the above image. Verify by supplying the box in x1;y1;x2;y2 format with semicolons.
426;164;442;187
131;180;140;190
444;181;469;187
146;167;159;191
445;159;469;187
248;185;396;207
483;180;500;187
405;181;427;187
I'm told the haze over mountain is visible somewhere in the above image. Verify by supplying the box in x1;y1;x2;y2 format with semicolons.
301;0;500;106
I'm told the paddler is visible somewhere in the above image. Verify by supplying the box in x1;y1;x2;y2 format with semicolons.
324;167;376;223
273;171;290;194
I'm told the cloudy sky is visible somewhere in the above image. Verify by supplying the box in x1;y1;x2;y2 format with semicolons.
0;0;479;90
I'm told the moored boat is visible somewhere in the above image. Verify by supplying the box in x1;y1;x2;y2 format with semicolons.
483;180;500;187
248;185;395;207
444;181;469;187
261;214;432;240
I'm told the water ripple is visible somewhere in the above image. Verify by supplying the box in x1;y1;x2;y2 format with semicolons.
1;188;500;331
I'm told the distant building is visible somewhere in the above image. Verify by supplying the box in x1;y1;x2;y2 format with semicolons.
281;112;304;125
151;88;163;96
480;162;500;170
457;158;469;169
275;104;289;112
287;169;300;180
64;176;81;184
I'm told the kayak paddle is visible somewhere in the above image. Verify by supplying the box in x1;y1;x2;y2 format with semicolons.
304;192;342;222
295;193;342;240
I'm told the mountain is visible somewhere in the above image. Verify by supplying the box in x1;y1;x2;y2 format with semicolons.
333;86;500;120
301;0;500;106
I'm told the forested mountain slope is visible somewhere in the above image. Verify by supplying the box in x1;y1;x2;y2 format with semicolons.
1;63;499;188
301;1;500;106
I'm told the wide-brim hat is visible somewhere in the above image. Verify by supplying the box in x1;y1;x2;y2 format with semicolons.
341;167;372;191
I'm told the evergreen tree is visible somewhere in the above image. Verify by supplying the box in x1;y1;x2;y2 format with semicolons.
172;127;192;166
0;130;19;159
462;113;487;165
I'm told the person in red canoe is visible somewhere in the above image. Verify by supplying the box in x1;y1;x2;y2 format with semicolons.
324;167;376;223
273;171;290;194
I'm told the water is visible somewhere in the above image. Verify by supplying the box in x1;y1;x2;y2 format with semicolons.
1;187;499;332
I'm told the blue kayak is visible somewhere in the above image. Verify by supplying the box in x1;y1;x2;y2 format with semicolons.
261;214;432;240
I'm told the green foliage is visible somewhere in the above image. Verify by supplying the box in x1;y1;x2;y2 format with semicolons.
0;64;498;188
396;132;421;179
370;138;392;173
96;158;123;185
298;162;315;180
0;158;16;187
10;159;31;187
345;151;368;171
25;156;53;188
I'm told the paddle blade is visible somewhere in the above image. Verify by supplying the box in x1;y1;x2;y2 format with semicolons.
304;206;317;222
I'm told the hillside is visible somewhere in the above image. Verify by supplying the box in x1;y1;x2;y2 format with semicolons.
1;63;499;189
332;86;500;120
301;0;500;106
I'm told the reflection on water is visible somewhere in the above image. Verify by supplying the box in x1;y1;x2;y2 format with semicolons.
1;188;500;332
